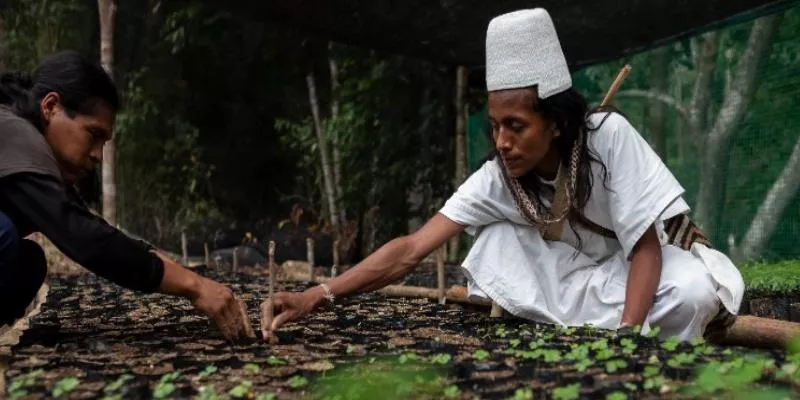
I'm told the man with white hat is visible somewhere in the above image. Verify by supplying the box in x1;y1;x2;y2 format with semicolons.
259;8;744;341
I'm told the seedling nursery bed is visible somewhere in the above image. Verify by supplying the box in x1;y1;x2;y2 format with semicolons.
5;266;800;400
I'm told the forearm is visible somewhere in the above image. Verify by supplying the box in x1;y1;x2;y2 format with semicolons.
155;253;203;300
308;236;419;304
620;228;662;327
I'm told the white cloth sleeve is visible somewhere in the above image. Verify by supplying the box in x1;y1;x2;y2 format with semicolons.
439;159;520;235
591;113;687;258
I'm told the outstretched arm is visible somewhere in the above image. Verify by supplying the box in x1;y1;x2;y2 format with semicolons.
262;213;466;334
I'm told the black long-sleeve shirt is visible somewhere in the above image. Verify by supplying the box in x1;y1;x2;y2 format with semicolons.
0;106;164;293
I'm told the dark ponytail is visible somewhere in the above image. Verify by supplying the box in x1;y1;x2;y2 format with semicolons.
0;50;120;132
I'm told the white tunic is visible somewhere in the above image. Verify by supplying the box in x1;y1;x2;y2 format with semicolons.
439;112;744;340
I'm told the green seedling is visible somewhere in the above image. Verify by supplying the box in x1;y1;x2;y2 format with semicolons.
153;371;180;399
431;353;452;365
197;385;222;400
52;376;80;398
244;363;261;373
511;388;534;400
575;358;594;372
606;391;627;400
509;339;521;348
590;339;609;351
552;383;580;400
228;380;253;398
198;365;218;378
103;373;134;397
473;349;490;361
399;352;420;364
288;375;309;389
605;359;628;373
8;369;44;399
529;338;545;349
667;353;696;368
595;348;615;361
266;355;286;366
444;385;461;398
661;336;681;351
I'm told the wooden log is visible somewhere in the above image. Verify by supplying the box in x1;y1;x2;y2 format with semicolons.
437;246;446;304
716;315;800;349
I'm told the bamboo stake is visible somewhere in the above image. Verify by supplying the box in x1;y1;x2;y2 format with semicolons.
181;230;188;265
232;247;239;272
306;238;315;280
437;246;446;304
332;239;340;277
261;241;278;344
601;64;632;107
490;302;503;318
204;242;210;266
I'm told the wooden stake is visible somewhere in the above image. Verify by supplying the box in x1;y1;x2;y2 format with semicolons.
180;230;188;265
232;247;239;272
204;242;210;266
601;64;632;107
436;246;446;304
490;301;503;318
332;239;340;277
306;238;315;280
261;241;278;344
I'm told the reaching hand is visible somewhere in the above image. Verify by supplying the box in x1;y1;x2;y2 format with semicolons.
260;288;322;342
191;277;255;341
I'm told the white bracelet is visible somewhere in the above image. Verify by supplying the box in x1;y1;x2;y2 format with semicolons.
320;283;335;305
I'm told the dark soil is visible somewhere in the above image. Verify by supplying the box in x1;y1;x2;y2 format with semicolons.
3;267;791;399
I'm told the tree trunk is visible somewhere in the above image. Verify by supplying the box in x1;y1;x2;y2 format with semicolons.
0;14;6;72
694;15;780;233
448;66;468;262
737;136;800;262
328;50;345;223
647;47;669;159
98;0;117;226
306;72;340;235
688;32;719;139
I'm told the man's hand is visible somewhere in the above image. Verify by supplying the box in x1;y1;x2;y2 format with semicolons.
260;287;323;341
155;253;255;341
190;276;256;341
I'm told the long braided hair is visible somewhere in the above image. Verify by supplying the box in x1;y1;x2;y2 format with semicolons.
485;86;614;251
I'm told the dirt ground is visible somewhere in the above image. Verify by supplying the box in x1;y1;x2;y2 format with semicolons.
2;260;792;399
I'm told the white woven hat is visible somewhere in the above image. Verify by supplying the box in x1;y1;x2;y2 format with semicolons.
485;8;572;98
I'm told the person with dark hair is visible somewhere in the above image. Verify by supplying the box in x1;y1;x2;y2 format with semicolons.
0;50;254;340
261;9;745;342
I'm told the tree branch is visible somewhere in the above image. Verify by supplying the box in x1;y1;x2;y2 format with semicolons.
615;89;692;128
